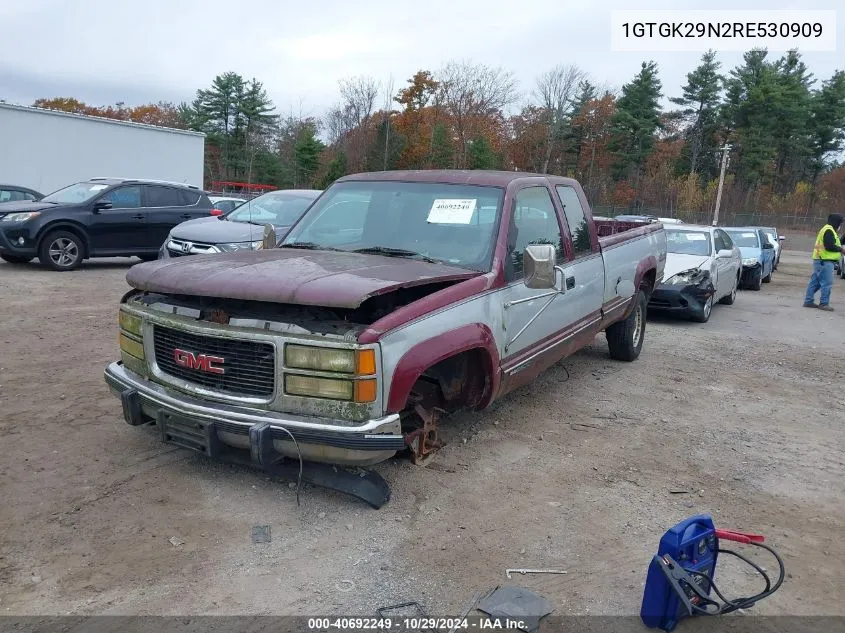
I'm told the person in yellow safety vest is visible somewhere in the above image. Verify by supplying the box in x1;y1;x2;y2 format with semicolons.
803;213;845;311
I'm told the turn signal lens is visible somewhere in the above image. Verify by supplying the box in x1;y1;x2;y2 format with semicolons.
355;349;376;375
354;379;377;403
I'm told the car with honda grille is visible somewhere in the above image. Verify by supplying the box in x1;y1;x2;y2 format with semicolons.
105;170;665;474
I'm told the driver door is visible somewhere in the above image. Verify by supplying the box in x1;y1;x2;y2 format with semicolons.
496;185;601;380
87;185;145;253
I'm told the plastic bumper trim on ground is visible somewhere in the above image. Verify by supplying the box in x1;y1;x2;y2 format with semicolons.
103;361;405;452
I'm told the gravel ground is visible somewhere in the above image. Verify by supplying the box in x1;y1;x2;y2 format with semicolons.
0;251;843;619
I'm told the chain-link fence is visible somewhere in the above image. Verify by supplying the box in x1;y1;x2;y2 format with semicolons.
591;205;831;231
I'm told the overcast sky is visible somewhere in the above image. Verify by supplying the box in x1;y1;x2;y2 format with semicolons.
1;0;842;120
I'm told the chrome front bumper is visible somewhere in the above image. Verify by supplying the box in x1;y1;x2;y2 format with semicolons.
104;361;404;466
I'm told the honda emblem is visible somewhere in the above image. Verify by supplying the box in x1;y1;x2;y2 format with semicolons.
173;348;225;374
182;241;192;253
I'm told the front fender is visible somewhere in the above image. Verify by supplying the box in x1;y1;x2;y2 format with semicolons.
385;323;500;413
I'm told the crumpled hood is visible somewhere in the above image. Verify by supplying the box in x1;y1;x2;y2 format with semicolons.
125;248;479;308
169;216;292;244
662;253;710;280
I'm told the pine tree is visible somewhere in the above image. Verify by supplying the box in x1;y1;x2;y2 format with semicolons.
467;136;499;169
721;49;780;188
808;71;845;185
318;151;348;189
671;50;723;180
430;123;455;168
567;80;598;172
771;50;814;193
294;131;325;187
609;61;663;187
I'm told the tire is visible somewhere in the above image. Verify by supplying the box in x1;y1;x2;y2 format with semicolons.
749;269;763;291
606;290;647;362
692;294;713;323
38;230;84;271
137;254;157;262
0;254;32;264
719;275;739;305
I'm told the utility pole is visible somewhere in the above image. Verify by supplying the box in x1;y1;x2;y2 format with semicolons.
712;143;731;226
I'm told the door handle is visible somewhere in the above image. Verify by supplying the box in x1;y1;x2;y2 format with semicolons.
566;276;576;290
180;213;192;219
130;214;144;220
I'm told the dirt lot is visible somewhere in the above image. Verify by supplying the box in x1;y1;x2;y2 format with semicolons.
1;252;844;618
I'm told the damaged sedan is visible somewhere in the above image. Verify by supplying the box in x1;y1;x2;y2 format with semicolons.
648;225;742;323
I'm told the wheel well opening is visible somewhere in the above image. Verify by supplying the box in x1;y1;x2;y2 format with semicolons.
640;269;657;297
409;348;490;414
38;224;90;258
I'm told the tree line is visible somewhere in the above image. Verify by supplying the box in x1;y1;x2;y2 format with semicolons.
30;49;845;224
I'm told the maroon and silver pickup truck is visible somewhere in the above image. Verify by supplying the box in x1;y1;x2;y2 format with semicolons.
105;170;666;470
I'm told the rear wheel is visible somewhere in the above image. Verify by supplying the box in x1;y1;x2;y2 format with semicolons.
1;254;32;264
38;230;84;271
606;290;647;362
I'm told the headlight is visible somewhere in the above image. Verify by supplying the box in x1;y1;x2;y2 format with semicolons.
1;211;41;222
285;344;375;375
665;268;709;286
742;258;759;266
285;375;354;400
119;309;143;337
216;241;263;252
119;333;145;360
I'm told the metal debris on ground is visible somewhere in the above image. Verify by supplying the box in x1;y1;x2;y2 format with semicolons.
477;586;554;633
505;568;567;579
376;602;434;632
251;525;271;544
448;588;495;633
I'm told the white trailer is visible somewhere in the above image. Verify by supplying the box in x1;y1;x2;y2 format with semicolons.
0;103;205;195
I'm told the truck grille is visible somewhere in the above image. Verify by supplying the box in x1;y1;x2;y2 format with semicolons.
152;325;276;398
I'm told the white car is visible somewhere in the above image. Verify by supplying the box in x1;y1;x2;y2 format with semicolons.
759;226;785;270
648;224;743;323
209;196;247;214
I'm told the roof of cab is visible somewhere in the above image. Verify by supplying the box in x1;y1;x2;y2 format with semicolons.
337;169;582;188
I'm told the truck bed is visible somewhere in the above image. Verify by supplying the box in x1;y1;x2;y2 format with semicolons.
594;219;667;305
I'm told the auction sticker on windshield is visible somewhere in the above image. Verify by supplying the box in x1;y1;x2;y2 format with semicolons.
427;199;477;224
742;232;756;238
685;234;706;240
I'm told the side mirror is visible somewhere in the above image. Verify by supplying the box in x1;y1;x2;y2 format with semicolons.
523;243;558;289
210;208;224;216
762;242;774;250
261;223;276;250
778;235;786;241
717;249;733;258
93;200;113;212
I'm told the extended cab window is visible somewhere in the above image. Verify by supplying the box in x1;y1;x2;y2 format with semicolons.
101;186;141;209
507;186;564;280
555;185;592;258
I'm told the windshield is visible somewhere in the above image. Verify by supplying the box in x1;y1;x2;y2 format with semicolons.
280;181;505;271
227;192;318;225
725;230;760;248
42;182;111;204
666;230;712;256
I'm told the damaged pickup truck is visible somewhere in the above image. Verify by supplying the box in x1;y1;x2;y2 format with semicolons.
105;170;666;474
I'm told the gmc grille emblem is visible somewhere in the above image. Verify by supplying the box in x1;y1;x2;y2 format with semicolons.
173;348;225;374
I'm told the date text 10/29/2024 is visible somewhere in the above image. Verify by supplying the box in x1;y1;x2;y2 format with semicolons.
308;617;527;630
